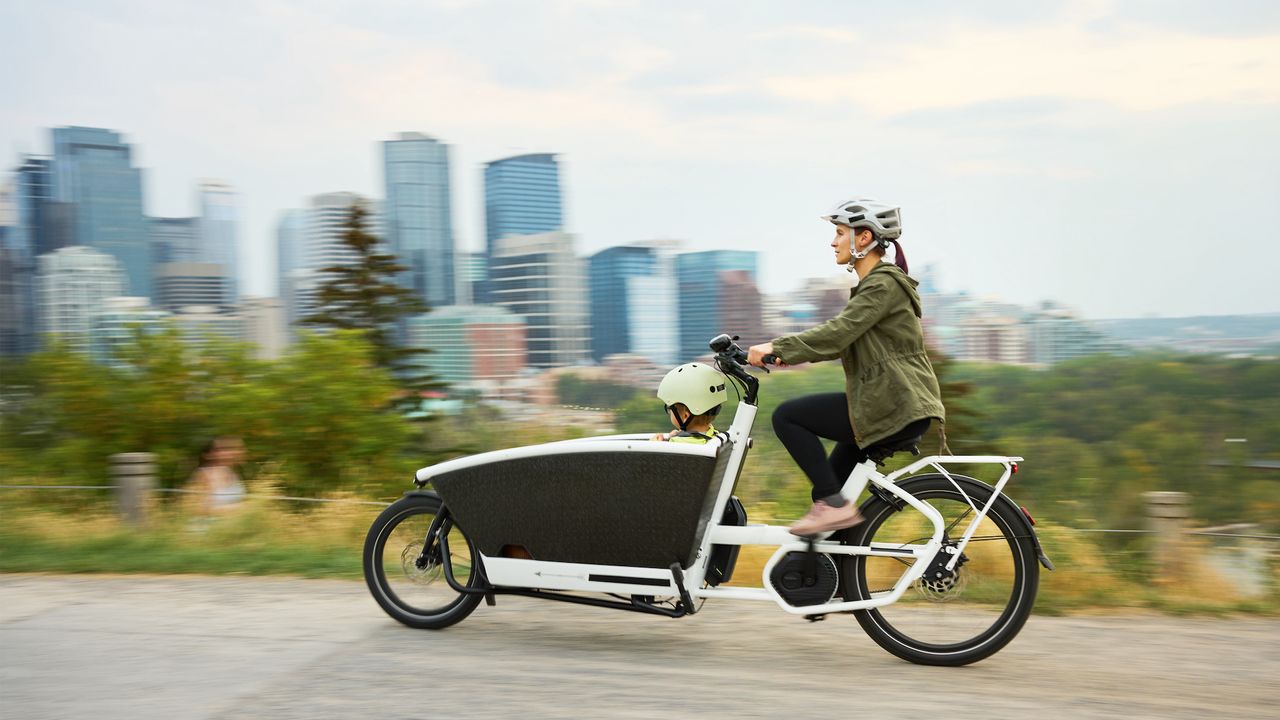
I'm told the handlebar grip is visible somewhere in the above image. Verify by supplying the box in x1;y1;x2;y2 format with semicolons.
762;354;780;365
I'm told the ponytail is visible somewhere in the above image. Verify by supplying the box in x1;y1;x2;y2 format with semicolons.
890;239;909;274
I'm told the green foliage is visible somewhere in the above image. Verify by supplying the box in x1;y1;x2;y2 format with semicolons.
555;374;640;409
0;328;416;497
300;201;441;411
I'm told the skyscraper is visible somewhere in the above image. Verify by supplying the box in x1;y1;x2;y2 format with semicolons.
36;246;127;351
490;231;589;368
197;180;238;304
588;245;677;365
674;250;761;361
147;216;199;266
51;127;150;298
483;153;563;303
283;193;382;327
384;133;455;308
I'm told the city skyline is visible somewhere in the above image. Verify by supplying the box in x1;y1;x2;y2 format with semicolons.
5;2;1277;320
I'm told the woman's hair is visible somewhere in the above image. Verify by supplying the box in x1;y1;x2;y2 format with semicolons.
197;438;221;467
859;227;910;274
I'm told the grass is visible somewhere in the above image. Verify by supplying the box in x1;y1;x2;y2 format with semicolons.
1;491;1276;616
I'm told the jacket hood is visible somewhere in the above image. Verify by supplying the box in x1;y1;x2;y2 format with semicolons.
865;262;923;317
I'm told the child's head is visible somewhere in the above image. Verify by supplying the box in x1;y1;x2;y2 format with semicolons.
656;363;728;432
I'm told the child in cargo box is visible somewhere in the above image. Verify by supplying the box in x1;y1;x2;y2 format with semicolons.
650;362;728;445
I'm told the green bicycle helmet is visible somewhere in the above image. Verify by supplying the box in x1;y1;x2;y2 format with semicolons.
657;363;728;429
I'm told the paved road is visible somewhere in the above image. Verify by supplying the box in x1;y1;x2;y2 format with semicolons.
1;574;1277;719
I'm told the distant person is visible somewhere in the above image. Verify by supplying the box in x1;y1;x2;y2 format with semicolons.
186;436;247;517
746;198;945;536
651;363;728;444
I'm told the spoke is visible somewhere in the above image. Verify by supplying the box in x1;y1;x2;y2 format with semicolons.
944;506;973;536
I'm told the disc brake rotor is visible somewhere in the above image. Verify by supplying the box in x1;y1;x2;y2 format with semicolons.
400;543;443;585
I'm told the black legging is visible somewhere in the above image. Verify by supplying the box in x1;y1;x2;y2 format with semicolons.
772;393;931;502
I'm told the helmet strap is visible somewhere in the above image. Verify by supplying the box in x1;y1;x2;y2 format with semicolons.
667;404;692;431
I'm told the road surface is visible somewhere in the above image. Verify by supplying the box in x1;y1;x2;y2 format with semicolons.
1;574;1276;719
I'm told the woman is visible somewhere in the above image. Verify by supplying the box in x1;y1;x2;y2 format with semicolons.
747;198;945;536
185;436;247;517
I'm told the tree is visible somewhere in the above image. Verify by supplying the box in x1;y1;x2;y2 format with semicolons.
301;202;441;412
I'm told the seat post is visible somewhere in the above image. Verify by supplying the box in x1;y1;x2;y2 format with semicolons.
839;460;879;502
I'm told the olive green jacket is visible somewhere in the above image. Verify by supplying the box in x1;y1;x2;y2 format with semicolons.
771;263;945;448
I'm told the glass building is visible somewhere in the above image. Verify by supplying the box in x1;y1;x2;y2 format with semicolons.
51;127;150;298
36;246;127;352
483;153;562;302
147;216;199;267
588;245;676;365
675;250;760;361
197;180;239;304
384;133;455;308
490;231;589;368
405;305;526;388
2;157;57;355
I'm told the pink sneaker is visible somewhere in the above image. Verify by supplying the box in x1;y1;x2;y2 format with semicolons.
790;500;864;537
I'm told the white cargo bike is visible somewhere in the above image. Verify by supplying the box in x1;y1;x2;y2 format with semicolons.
363;334;1053;666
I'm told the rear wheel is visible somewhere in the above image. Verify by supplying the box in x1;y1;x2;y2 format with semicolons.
844;474;1039;666
363;494;483;629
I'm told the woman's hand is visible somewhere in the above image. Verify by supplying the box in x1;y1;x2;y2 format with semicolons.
747;342;782;368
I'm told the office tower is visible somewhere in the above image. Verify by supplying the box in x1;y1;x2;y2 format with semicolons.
154;262;229;312
489;231;589;368
147;216;199;266
285;193;382;326
3;157;57;355
89;296;169;364
239;297;287;360
384;133;455;308
455;251;487;306
405;306;526;390
588;244;677;365
36;246;126;352
51;127;150;297
275;209;305;298
197;181;239;304
674;250;762;361
483;153;562;302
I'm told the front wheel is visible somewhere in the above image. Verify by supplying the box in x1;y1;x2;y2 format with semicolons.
363;493;483;629
844;474;1040;666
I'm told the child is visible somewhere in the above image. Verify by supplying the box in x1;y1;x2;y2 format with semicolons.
651;362;728;444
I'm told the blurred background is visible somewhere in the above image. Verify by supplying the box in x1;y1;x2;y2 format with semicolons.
1;0;1278;614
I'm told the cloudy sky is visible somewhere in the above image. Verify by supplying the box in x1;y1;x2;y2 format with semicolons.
3;0;1278;318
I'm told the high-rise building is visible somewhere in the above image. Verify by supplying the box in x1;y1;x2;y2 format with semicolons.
275;209;306;296
89;296;169;364
197;181;239;304
239;297;287;360
588;245;677;365
490;231;589;368
147;216;199;267
483;153;562;303
51;127;150;298
36;246;127;352
384;133;455;308
154;262;229;312
406;305;526;391
3;157;58;356
455;251;487;306
287;193;382;325
674;250;761;361
1024;303;1122;365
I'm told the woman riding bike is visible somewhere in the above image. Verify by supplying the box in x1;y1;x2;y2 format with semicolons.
747;198;945;537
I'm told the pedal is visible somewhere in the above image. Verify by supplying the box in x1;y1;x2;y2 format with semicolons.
804;613;827;623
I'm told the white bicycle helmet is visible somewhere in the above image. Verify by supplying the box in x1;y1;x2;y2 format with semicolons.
820;198;903;241
657;363;728;421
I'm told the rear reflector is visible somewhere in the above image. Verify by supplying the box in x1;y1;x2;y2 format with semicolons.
1021;506;1036;526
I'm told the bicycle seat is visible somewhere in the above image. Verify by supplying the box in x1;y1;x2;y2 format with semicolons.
865;434;924;465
